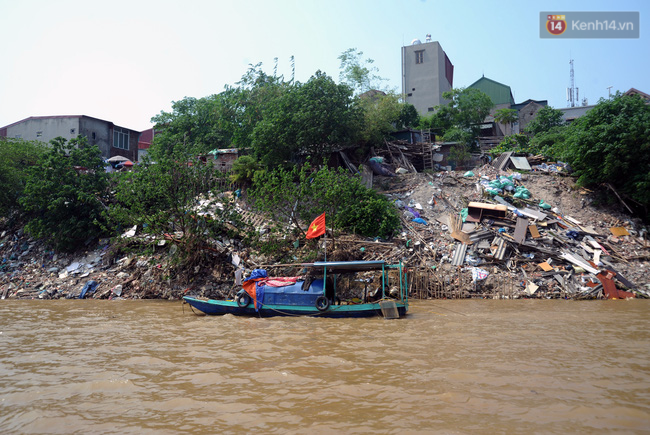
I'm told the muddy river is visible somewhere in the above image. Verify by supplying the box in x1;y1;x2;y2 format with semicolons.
1;299;648;434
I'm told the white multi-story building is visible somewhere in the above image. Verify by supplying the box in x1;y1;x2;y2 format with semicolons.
401;35;454;116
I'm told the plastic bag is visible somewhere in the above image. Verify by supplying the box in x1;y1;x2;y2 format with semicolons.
513;186;531;199
471;267;489;282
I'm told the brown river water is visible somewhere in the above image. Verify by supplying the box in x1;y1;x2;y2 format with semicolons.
1;299;648;434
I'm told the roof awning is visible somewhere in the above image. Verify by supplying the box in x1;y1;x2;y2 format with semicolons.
107;155;130;162
208;148;238;155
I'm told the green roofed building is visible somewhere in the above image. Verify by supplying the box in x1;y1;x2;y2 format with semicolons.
467;76;515;108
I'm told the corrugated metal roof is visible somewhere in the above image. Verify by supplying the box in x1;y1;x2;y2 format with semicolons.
467;76;515;106
509;156;531;170
451;243;467;266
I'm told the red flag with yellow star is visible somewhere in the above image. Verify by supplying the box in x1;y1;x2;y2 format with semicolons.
305;212;326;239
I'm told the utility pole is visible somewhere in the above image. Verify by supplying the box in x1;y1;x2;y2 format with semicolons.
607;86;613;99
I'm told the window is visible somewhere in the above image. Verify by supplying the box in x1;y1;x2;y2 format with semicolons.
407;93;413;97
113;127;130;150
36;131;43;137
415;50;424;64
427;107;434;112
92;132;96;140
70;128;76;135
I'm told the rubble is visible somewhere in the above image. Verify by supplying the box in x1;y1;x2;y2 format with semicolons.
366;165;649;299
1;162;648;301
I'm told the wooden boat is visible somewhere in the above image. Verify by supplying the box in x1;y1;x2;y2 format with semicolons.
183;260;409;318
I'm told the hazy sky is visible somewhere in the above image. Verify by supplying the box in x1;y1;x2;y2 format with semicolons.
1;0;648;131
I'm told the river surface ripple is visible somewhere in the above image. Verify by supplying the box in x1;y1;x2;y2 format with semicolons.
0;300;648;434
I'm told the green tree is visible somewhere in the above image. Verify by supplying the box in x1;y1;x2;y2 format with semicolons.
150;63;289;160
309;166;399;238
563;93;650;211
338;48;387;95
355;91;420;147
418;109;454;137
358;92;401;147
19;136;109;251
442;88;494;130
230;155;261;186
108;156;243;263
0;138;46;216
250;163;312;234
494;108;518;135
251;71;361;167
525;105;565;136
398;102;420;129
251;163;400;239
150;95;225;159
490;133;530;157
420;88;493;145
528;126;567;158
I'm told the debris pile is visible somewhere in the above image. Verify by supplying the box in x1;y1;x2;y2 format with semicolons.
0;229;242;301
364;165;650;299
1;158;649;301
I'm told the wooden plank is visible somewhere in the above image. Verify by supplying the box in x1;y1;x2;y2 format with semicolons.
580;242;594;253
514;217;529;244
564;215;582;225
528;225;541;238
493;195;515;210
519;208;547;221
593;249;601;265
449;213;472;244
609;226;630;237
538;261;554;272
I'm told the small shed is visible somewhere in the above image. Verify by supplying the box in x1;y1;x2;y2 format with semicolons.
207;148;240;172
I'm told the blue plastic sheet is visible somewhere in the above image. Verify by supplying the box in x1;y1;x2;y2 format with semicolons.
79;280;98;299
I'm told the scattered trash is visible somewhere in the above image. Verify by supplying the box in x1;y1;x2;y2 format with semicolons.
121;225;137;238
79;280;99;299
1;156;647;302
112;284;123;297
471;267;489;282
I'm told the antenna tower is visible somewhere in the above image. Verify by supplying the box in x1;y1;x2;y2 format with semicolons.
567;59;576;107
